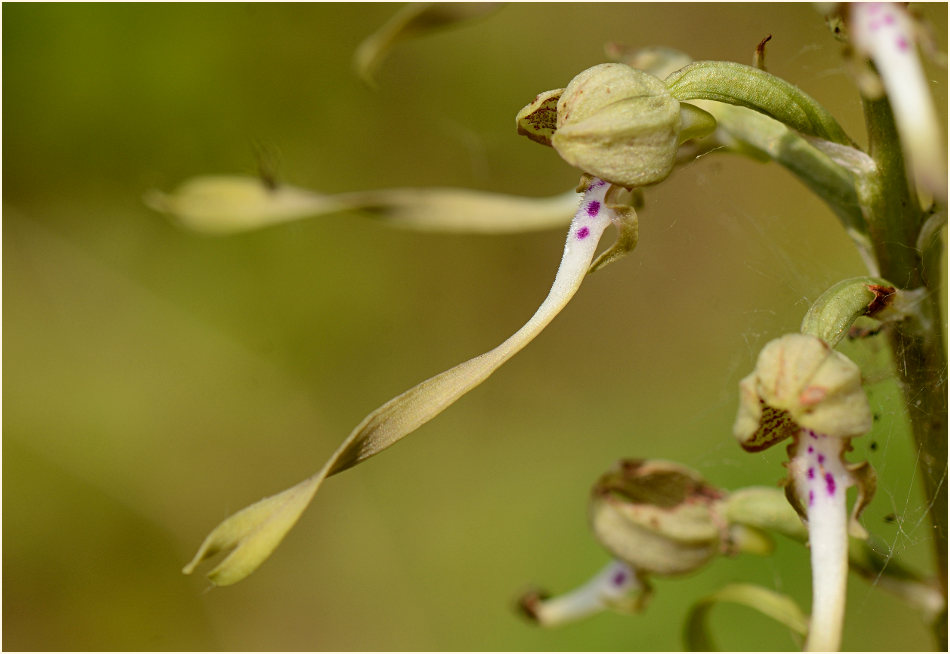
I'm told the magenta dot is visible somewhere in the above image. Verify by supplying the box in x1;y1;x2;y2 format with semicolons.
807;467;815;480
586;201;601;217
808;490;815;506
612;570;627;586
818;454;825;464
807;446;814;454
896;36;909;51
808;431;818;439
884;14;895;24
825;472;836;496
576;226;590;239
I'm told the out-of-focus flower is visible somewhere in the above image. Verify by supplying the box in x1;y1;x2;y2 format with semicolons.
848;2;947;202
589;459;727;576
146;176;579;235
519;559;645;627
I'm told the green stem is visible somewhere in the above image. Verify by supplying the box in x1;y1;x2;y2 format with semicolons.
859;96;948;643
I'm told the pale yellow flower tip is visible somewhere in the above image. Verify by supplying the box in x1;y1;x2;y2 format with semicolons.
183;476;321;586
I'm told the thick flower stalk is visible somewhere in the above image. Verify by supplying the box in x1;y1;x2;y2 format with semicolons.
183;176;638;586
734;333;875;651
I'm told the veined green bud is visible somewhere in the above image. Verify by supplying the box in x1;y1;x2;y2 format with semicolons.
589;459;726;576
551;64;684;188
733;333;872;452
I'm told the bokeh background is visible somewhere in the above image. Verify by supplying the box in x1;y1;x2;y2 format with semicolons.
4;3;946;651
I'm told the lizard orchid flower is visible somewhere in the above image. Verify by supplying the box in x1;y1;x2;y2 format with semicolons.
734;333;875;651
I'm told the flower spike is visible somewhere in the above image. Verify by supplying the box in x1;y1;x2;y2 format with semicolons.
184;177;638;586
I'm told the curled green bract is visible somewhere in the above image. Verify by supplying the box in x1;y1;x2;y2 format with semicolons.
684;584;808;651
665;61;853;146
800;276;896;347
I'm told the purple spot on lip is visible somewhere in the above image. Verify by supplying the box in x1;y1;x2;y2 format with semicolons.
807;446;814;454
807;467;815;480
586;201;601;217
884;14;895;24
808;431;818;439
808;490;814;506
818;454;825;464
576;226;590;239
612;570;627;586
896;36;909;51
825;472;836;496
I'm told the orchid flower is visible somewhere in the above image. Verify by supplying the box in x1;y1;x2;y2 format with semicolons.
182;175;638;586
734;333;876;651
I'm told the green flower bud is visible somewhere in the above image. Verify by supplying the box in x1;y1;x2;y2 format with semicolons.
733;333;872;452
589;459;726;576
551;64;683;188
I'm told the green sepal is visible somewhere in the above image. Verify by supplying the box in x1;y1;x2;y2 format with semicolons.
665;61;853;145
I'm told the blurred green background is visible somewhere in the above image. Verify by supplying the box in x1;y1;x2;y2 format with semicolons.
4;3;946;651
